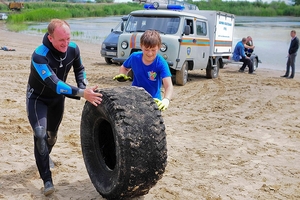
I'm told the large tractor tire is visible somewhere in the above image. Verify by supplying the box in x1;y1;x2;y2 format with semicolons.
80;86;167;200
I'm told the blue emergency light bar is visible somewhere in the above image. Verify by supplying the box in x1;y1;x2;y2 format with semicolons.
144;3;185;10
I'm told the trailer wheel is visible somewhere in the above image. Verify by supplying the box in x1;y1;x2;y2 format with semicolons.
176;61;188;86
251;56;258;71
206;59;219;78
218;58;224;69
80;86;167;200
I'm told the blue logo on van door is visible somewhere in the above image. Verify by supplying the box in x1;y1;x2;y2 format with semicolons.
187;47;191;55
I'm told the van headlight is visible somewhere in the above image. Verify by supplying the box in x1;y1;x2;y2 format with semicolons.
121;41;128;49
160;43;167;52
101;43;106;49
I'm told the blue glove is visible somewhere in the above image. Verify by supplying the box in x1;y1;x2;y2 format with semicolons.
113;74;132;82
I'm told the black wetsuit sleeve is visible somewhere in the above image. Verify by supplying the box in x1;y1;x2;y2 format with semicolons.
31;44;83;98
73;46;87;89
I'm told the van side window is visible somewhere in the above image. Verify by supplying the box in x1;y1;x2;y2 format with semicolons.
185;19;194;34
196;21;207;36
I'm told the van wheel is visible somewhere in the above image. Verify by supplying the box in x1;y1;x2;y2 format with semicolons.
80;86;167;200
176;61;188;86
105;57;113;65
206;59;219;78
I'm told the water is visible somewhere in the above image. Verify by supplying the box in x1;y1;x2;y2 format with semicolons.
234;16;300;72
22;16;300;72
23;16;123;44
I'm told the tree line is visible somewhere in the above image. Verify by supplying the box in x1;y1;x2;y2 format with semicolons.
191;0;300;16
1;0;300;20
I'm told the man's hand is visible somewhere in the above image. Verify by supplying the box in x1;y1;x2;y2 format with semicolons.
113;74;132;82
84;86;103;107
153;98;170;111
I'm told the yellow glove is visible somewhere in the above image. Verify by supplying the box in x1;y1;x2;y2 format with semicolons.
113;74;132;82
153;98;160;104
153;98;162;109
154;98;170;111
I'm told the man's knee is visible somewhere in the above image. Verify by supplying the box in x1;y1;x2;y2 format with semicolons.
34;126;47;155
47;131;57;146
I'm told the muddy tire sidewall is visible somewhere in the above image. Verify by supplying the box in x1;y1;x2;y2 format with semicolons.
80;86;167;199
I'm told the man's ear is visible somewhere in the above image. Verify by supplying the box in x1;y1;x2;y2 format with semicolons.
48;34;53;42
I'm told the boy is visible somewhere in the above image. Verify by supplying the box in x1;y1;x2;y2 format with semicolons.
113;30;173;111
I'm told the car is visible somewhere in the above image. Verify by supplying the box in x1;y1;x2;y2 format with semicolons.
0;13;8;20
101;15;128;65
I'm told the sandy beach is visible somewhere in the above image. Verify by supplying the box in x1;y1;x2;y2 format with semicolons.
0;21;300;199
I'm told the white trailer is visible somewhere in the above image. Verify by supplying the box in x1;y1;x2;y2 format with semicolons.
198;10;234;56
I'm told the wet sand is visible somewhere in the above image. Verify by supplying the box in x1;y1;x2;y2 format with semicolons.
0;21;300;199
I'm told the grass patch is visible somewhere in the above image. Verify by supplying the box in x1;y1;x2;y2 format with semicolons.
5;23;28;32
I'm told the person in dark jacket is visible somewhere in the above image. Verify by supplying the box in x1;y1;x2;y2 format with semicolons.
26;19;103;196
244;36;255;57
281;30;299;79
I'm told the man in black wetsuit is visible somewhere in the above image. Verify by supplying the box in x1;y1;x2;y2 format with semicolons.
26;19;103;196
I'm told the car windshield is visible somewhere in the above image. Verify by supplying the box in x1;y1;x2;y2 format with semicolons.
125;16;180;34
113;18;127;32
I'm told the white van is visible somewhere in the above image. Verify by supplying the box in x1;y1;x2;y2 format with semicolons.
113;3;237;85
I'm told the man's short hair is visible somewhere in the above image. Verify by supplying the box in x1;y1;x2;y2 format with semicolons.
48;19;70;35
242;37;247;42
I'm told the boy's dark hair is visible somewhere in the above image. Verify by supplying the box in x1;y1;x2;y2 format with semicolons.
140;30;161;48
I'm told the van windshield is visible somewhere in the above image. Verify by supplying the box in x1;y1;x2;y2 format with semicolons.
125;16;180;34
